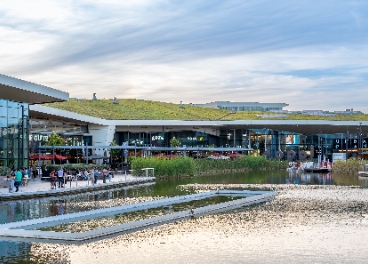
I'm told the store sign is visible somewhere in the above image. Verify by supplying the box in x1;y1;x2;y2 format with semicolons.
29;134;49;142
152;136;164;141
333;138;368;149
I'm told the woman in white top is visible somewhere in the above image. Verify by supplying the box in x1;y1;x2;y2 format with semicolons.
84;169;89;180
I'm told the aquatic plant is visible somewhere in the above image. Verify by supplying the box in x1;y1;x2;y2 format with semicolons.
332;159;367;175
131;156;287;177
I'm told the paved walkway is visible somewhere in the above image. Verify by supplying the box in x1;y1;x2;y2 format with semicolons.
0;174;144;194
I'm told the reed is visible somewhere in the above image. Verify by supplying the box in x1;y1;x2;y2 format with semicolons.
131;156;287;177
331;159;367;175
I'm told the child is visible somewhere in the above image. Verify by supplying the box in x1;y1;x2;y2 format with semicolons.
7;173;15;193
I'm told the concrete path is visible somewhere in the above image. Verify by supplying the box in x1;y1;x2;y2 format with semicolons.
0;174;155;201
0;174;141;194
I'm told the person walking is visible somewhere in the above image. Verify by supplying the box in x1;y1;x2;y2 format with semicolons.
28;166;32;179
63;169;68;185
57;168;64;188
7;173;15;193
14;169;22;192
50;170;56;189
22;167;26;176
103;168;107;183
32;164;37;178
108;168;112;182
94;168;98;184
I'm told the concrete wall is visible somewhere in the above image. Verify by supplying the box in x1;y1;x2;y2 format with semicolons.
88;124;116;155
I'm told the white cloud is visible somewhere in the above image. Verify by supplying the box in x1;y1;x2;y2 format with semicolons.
0;0;368;112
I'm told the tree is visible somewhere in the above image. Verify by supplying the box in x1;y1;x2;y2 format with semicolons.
44;131;63;155
109;139;120;157
205;144;216;155
170;138;182;147
45;131;63;146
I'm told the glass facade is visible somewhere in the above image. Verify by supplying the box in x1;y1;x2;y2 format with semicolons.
116;128;368;161
29;120;91;164
0;99;29;168
115;131;218;147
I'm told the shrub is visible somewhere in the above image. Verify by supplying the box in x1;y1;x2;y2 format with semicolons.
46;164;107;172
0;166;11;176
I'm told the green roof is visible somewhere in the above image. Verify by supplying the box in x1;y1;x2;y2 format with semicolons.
43;99;368;121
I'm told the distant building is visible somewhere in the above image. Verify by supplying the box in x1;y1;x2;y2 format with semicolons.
192;101;289;111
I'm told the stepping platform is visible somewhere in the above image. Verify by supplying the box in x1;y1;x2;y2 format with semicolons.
0;190;277;243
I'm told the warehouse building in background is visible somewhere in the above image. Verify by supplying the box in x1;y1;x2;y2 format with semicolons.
192;101;288;111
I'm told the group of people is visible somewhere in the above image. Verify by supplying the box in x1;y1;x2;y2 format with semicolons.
48;167;113;189
49;168;68;189
6;166;114;192
7;165;42;193
7;168;25;193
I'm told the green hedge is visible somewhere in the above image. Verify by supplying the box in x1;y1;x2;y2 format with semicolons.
131;156;287;177
0;166;11;176
45;164;108;172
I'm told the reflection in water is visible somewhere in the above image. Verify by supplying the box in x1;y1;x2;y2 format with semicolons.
0;171;367;226
287;172;333;186
0;170;367;263
0;241;31;264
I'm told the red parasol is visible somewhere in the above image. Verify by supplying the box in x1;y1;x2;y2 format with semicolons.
44;154;68;160
29;154;51;160
229;153;243;158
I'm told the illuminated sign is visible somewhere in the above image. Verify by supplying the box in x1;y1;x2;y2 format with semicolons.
286;135;299;146
333;138;367;149
152;136;164;141
29;135;49;142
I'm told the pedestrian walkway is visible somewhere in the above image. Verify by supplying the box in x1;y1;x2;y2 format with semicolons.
0;174;155;201
0;174;140;194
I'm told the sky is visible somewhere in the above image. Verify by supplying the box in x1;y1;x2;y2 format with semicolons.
1;0;368;111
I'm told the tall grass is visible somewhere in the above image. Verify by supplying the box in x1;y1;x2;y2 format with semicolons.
131;156;287;177
332;159;367;175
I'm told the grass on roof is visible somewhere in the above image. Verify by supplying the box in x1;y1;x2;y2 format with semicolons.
43;99;368;121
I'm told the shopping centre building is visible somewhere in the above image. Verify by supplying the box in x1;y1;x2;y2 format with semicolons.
0;74;68;168
1;74;367;168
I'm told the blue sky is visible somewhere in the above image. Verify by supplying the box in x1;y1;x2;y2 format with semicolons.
1;0;368;111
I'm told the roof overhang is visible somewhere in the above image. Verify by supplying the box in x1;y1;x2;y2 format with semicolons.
0;74;69;104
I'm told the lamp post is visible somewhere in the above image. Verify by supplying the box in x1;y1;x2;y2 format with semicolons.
359;122;362;159
346;126;349;161
319;129;323;163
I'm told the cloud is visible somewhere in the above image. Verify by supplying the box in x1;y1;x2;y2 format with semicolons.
0;0;368;112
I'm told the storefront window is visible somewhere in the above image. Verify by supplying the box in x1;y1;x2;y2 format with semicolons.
0;100;29;168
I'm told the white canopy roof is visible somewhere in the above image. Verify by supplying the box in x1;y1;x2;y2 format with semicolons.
0;74;69;104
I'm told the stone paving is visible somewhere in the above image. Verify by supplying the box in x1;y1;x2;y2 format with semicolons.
0;174;146;194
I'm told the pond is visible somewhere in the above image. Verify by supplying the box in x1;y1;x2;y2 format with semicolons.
0;170;367;263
